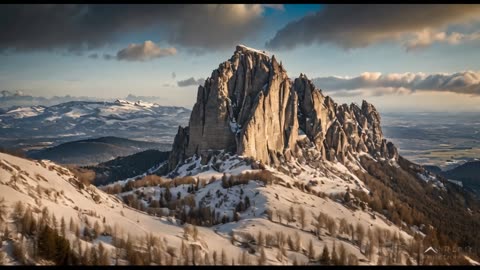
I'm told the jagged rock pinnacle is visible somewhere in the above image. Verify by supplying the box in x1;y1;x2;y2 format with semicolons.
168;45;398;170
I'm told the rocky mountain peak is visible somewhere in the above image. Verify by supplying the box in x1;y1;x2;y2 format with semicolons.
168;45;398;171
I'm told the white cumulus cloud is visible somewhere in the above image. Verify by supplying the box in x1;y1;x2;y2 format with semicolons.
312;71;480;96
405;28;480;51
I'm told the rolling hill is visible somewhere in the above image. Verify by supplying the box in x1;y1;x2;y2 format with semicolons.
27;137;168;166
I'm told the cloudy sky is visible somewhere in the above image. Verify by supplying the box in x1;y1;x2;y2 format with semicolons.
1;4;480;112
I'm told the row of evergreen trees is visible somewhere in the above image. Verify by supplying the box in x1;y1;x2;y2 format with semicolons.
0;199;115;265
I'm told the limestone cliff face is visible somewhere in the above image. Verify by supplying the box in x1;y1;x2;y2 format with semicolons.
168;126;189;171
183;45;298;165
293;74;336;161
169;45;398;170
237;54;298;165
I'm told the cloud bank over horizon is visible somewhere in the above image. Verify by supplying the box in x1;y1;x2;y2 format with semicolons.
312;71;480;97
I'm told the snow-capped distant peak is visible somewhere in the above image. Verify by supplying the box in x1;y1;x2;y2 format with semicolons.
4;105;45;119
114;99;156;108
114;99;130;104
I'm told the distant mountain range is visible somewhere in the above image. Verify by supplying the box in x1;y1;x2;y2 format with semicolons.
0;90;100;109
27;136;166;166
0;99;190;152
0;90;169;109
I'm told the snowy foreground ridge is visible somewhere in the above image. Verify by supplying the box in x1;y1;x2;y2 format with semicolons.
2;150;470;265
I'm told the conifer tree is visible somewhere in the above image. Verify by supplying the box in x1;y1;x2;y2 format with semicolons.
165;187;172;202
98;242;110;265
298;206;306;230
74;223;80;238
181;240;189;265
60;217;66;237
11;201;25;230
146;233;156;263
193;226;199;241
331;241;338;265
204;252;210;265
212;250;217;265
12;241;26;264
244;196;251;209
21;207;35;235
0;198;7;225
308;239;315;260
339;243;347;265
191;244;197;265
90;245;99;265
240;250;248;265
93;221;101;239
258;247;266;265
54;233;71;265
51;213;58;230
0;251;6;265
38;226;56;259
356;223;365;248
289;206;295;223
3;226;10;241
125;235;135;263
257;231;264;246
83;227;91;241
321;245;330;265
82;246;90;265
69;217;75;233
221;249;227;265
294;232;301;252
115;245;121;265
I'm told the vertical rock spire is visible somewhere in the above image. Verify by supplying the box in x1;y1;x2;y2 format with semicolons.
168;45;398;170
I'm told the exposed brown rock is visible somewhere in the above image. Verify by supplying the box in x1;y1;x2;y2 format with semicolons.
168;126;189;171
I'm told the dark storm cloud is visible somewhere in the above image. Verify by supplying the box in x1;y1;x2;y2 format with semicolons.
0;4;267;53
312;71;480;96
177;77;205;87
266;4;480;50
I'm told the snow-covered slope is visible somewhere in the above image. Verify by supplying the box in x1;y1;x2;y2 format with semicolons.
0;150;419;265
103;151;424;265
1;148;478;265
0;152;251;265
